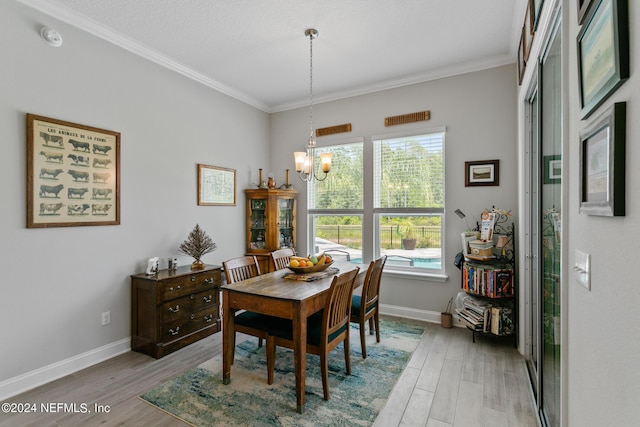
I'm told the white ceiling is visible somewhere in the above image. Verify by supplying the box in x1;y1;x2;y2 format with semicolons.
20;0;528;113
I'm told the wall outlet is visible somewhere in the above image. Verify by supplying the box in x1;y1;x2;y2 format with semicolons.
101;311;111;326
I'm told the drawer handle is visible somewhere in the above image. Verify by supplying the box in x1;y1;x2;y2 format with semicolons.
203;295;212;303
190;275;196;282
168;305;180;313
191;314;195;320
203;277;214;284
204;314;213;323
168;285;181;292
169;327;180;336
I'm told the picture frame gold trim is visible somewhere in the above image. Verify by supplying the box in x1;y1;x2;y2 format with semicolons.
26;114;121;228
465;160;500;187
579;102;625;216
197;164;236;206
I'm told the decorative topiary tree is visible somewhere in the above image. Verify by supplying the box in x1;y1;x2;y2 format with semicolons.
179;224;217;270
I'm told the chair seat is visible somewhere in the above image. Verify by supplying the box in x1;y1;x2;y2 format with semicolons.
235;311;278;331
351;294;378;317
268;312;348;346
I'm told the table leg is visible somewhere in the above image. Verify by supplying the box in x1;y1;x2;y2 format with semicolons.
293;304;307;413
222;291;234;385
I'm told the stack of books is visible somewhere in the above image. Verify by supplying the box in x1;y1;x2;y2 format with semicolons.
456;293;514;335
456;294;488;331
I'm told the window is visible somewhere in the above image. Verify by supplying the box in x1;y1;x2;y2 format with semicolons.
373;131;445;273
307;129;445;275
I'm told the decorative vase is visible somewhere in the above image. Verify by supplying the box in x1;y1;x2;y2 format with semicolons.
191;259;205;270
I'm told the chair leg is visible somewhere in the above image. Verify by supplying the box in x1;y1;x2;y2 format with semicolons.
232;332;236;365
359;320;367;359
344;335;351;376
374;311;381;343
258;337;263;347
266;336;275;385
368;317;375;335
320;352;330;400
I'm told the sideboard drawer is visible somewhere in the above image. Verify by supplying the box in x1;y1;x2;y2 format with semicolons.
161;307;219;342
160;271;219;301
161;290;219;323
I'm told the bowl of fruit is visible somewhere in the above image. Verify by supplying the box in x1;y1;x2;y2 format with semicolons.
288;253;334;274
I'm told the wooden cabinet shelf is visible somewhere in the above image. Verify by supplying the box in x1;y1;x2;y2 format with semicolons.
245;188;297;272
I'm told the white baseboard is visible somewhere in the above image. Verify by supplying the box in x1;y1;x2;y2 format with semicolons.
0;338;130;401
380;303;465;328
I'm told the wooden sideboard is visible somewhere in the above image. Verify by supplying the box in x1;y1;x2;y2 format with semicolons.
131;264;221;358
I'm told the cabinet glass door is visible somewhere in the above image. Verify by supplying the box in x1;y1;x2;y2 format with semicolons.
277;198;294;248
249;198;267;249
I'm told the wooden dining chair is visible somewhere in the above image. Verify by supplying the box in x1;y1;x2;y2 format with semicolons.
270;247;296;271
350;255;387;358
223;256;270;357
265;267;360;400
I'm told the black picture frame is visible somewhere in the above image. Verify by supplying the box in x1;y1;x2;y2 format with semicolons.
579;102;625;216
465;160;500;187
577;0;629;119
543;155;562;184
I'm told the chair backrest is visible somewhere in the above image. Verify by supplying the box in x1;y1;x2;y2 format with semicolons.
223;256;261;284
271;247;296;271
323;267;360;343
360;255;387;314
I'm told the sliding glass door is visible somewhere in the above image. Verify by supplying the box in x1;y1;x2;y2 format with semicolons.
525;10;562;427
539;19;562;427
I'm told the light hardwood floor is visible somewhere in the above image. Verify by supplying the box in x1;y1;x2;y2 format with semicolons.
1;317;539;427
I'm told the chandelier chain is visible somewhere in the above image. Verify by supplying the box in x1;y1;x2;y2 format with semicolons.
309;31;314;140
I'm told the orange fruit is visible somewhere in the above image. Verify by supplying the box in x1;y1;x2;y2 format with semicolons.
325;255;332;263
299;260;307;267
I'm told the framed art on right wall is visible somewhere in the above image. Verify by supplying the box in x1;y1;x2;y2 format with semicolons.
579;102;626;216
577;0;629;119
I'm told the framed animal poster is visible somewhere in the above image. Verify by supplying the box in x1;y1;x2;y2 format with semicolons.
26;114;121;228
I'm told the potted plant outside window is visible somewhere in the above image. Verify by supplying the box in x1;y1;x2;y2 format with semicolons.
401;222;417;250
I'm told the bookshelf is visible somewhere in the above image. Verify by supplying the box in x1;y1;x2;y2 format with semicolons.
457;219;516;344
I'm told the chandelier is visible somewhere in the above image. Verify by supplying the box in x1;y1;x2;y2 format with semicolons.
294;28;332;182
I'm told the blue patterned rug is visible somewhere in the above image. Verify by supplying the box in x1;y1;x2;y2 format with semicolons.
140;318;425;426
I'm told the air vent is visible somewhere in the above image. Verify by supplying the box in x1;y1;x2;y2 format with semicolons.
316;123;352;137
384;111;431;127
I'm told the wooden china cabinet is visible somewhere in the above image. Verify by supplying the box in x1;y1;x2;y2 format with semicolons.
244;188;297;272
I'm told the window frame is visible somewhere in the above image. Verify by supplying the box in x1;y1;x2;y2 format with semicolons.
306;127;447;279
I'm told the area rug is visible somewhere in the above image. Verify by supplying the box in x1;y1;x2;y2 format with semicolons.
140;318;425;426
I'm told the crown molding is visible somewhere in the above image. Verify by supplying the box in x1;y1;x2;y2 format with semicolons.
272;53;515;112
17;0;271;112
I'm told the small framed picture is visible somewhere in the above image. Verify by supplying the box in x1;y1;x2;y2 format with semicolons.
197;164;236;206
579;102;625;216
465;160;500;187
544;155;562;184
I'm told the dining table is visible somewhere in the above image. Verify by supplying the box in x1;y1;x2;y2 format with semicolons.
221;261;365;413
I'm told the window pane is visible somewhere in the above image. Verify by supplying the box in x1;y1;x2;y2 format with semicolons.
309;143;363;209
311;215;362;264
374;133;444;209
377;214;442;270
